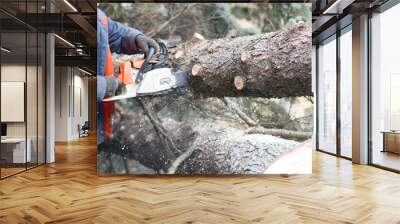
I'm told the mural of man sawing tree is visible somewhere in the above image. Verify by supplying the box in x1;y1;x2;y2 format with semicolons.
97;3;312;175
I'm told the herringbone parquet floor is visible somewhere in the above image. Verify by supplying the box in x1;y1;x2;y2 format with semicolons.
1;135;400;224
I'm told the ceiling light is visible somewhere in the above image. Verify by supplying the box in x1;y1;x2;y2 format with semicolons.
1;47;11;53
63;0;78;12
78;67;93;76
76;48;86;55
54;34;75;48
323;0;354;15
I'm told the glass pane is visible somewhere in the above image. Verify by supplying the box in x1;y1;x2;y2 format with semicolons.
318;37;337;154
38;32;45;165
26;0;40;169
27;31;38;169
340;29;352;158
1;31;27;177
371;4;400;171
0;1;46;178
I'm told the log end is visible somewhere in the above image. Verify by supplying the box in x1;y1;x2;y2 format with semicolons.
192;64;202;76
225;29;237;39
294;21;310;33
234;76;245;90
192;32;205;41
174;50;184;59
297;20;307;28
240;52;251;62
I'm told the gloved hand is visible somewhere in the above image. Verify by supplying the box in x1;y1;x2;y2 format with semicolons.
105;76;121;97
135;34;159;56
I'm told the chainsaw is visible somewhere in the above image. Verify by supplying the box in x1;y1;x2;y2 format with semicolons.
103;42;188;101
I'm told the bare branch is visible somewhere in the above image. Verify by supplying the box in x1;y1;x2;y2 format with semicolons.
137;98;182;157
148;4;197;38
245;126;312;141
222;97;258;127
167;146;198;174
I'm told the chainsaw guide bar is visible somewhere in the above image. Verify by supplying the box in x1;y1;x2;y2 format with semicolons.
103;42;189;102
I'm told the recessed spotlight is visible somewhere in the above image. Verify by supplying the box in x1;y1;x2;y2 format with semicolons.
78;68;93;76
322;0;354;15
1;47;11;53
54;34;75;48
63;0;78;12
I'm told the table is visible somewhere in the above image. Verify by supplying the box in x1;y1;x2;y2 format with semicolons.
1;138;31;163
381;131;400;154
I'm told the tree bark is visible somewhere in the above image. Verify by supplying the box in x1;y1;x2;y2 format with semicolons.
170;22;312;98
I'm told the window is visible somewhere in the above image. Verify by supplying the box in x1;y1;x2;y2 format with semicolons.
340;27;352;158
317;36;337;154
370;3;400;171
0;1;46;179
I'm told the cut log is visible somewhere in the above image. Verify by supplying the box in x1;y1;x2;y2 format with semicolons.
170;22;312;98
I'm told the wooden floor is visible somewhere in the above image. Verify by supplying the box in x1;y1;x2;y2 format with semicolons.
372;150;400;171
1;167;26;178
1;135;400;224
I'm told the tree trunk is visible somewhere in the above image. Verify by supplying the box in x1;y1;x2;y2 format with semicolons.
170;22;312;98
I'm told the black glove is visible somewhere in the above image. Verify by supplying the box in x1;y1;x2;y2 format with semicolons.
105;76;121;97
135;34;159;56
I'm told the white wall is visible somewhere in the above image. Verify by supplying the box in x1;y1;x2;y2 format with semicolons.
1;63;46;164
55;66;69;141
72;73;89;138
1;65;26;137
55;67;89;141
1;65;38;137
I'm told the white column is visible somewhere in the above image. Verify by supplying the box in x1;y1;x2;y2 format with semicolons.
352;14;369;164
46;32;55;163
312;45;317;149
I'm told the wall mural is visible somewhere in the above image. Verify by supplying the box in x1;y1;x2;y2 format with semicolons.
97;3;313;175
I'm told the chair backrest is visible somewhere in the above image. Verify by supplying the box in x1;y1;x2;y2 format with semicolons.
82;121;90;129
